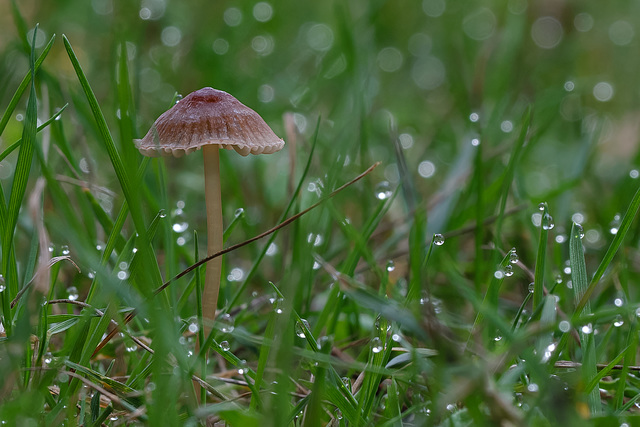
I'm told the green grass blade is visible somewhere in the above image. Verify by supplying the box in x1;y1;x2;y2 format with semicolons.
2;28;39;314
62;35;160;293
575;184;640;315
0;34;55;139
569;222;600;413
533;203;550;310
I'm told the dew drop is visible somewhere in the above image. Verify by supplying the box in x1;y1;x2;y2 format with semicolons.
494;270;505;279
574;223;585;239
43;352;53;365
159;209;167;218
542;213;555;230
237;360;248;375
469;112;479;122
386;260;395;272
609;213;621;235
527;383;539;393
266;242;278;256
509;249;518;264
558;320;571;332
172;222;189;233
614;298;624;307
433;234;445;246
61;245;70;255
375;181;393;200
371;337;383;353
538;202;546;211
274;297;284;314
295;319;310;338
581;323;593;334
48;244;55;253
218;313;235;333
125;343;138;352
234;208;245;218
504;265;514;277
188;322;199;334
528;282;535;293
613;316;624;327
220;340;230;351
67;286;79;301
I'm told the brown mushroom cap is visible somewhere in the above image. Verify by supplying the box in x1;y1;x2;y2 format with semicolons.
134;87;285;157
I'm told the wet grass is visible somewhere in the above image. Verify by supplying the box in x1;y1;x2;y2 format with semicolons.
2;0;640;425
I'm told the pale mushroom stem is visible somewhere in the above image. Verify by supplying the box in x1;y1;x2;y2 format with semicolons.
203;145;224;338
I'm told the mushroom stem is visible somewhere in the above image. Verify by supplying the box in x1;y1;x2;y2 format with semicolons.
203;145;223;337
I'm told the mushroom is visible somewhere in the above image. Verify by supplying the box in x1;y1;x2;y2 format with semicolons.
135;87;284;336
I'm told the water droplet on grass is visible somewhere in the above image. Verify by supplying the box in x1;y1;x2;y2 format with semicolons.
581;323;593;334
274;298;284;314
371;337;383;353
218;313;235;333
172;222;188;233
509;249;518;264
504;265;513;277
234;208;244;218
542;213;554;230
44;352;53;365
295;319;310;338
614;316;624;327
220;340;230;351
159;209;167;218
67;286;79;301
528;282;535;293
574;223;585;239
375;181;393;200
433;234;444;246
61;245;70;255
386;260;395;272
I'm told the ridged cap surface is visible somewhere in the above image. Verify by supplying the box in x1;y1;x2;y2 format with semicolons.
134;87;284;157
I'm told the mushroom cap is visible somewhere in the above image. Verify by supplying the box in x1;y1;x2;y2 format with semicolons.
134;87;285;157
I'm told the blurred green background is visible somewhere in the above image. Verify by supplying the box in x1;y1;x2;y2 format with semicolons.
2;0;639;219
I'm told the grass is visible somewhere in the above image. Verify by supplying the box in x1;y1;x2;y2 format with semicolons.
2;0;640;425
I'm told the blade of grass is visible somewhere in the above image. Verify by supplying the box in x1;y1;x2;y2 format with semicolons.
569;222;600;413
62;34;161;294
1;26;40;336
0;34;55;139
575;184;640;316
533;203;550;310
